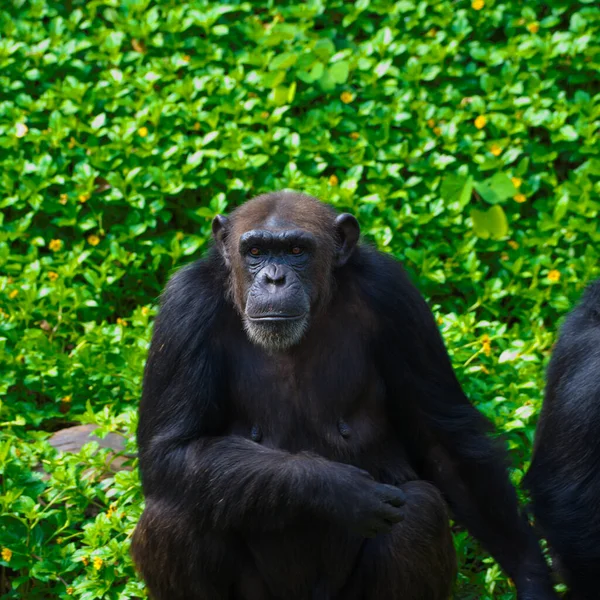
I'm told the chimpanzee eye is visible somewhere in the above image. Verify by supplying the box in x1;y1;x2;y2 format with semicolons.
290;247;304;256
249;247;262;257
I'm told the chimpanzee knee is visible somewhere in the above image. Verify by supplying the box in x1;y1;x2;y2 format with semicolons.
132;500;254;600
341;481;456;600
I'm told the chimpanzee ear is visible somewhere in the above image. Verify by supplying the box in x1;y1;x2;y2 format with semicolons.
212;215;231;267
334;213;360;267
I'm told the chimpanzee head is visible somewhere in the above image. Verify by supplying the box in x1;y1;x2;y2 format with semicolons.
212;191;360;352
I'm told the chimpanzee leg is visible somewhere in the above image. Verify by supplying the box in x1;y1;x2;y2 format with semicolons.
131;500;272;600
244;517;362;600
553;552;599;600
339;481;456;600
535;493;600;600
565;570;598;600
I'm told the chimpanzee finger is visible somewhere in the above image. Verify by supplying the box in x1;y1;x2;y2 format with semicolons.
375;484;407;507
377;502;404;524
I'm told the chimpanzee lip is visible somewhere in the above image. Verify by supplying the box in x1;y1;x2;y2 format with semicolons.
246;313;306;322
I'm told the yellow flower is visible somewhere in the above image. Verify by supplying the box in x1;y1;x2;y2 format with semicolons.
193;122;201;131
260;111;269;119
433;126;442;136
427;119;436;128
78;193;89;203
490;144;502;156
68;137;76;149
527;22;540;34
508;240;519;250
141;306;150;316
87;234;100;246
474;115;487;129
511;177;522;188
116;318;128;327
175;231;184;241
138;126;148;137
472;0;484;10
340;91;353;104
350;132;360;140
548;270;561;283
182;55;191;62
93;556;103;570
49;239;63;252
481;335;492;356
2;548;12;562
48;271;59;281
59;193;68;204
437;316;444;325
131;39;146;53
62;395;72;403
9;289;19;299
82;556;89;566
15;123;28;138
513;193;527;203
66;588;74;596
328;174;339;186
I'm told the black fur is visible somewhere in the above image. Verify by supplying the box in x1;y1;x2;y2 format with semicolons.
132;193;557;600
525;279;600;600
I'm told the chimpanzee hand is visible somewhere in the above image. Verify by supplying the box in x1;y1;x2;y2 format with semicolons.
330;463;406;538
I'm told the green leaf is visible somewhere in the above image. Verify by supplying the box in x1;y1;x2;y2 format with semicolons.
329;61;349;84
441;174;474;209
272;83;296;106
474;173;517;205
90;113;106;130
297;61;324;83
471;205;509;239
553;192;569;222
269;52;297;71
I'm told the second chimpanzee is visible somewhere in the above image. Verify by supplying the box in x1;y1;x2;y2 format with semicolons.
525;279;600;600
132;191;556;600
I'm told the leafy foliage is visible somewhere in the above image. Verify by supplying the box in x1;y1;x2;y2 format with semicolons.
0;0;598;597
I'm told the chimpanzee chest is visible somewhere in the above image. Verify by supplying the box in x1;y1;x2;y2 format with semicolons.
227;334;393;461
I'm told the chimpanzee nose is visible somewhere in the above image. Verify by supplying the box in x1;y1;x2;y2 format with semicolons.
262;265;286;286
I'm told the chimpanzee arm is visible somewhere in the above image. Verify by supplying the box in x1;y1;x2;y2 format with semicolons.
137;255;403;534
357;249;556;599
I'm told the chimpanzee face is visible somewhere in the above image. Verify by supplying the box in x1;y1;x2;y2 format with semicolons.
212;192;360;353
237;226;316;351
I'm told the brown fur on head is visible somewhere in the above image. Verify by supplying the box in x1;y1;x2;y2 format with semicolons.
212;190;360;351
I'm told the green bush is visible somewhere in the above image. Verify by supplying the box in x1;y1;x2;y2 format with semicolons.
0;0;598;597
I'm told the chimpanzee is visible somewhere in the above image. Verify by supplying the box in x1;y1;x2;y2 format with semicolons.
524;279;600;600
131;191;557;600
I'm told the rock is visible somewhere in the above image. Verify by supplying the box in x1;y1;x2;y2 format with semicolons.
47;424;134;472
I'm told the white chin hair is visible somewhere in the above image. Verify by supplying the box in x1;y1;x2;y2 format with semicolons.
243;317;309;352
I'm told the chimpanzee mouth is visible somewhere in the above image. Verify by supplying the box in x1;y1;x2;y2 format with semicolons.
246;314;306;322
